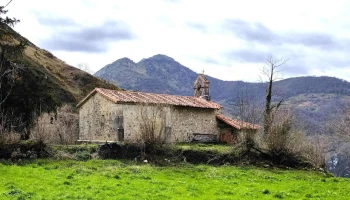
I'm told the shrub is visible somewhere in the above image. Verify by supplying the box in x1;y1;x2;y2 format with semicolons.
75;150;91;161
138;104;165;145
30;104;78;145
0;132;20;145
0;140;49;160
265;114;292;155
132;104;167;159
263;110;325;167
237;130;257;152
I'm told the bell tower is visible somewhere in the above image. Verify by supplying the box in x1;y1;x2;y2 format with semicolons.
193;72;210;101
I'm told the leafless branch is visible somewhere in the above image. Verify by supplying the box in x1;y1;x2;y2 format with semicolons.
4;0;14;8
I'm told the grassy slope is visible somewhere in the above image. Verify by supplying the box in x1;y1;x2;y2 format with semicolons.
1;24;120;104
0;160;349;200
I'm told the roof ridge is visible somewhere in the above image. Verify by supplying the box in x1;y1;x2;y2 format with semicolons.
216;114;260;130
96;88;208;99
78;88;222;109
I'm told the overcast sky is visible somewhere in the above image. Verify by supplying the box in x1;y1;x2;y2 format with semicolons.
3;0;350;82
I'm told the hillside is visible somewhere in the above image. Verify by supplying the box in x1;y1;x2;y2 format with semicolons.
1;23;119;104
0;23;119;136
96;54;350;100
95;54;350;129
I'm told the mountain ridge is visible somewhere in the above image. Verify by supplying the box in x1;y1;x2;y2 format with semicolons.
95;55;350;100
95;54;350;132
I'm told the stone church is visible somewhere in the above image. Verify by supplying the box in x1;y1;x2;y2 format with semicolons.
77;74;259;143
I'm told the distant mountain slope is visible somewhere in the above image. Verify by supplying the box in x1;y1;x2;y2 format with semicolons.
95;54;198;95
95;54;350;132
95;54;350;102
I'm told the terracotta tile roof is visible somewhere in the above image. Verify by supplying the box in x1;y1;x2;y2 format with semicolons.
77;88;222;109
216;114;261;130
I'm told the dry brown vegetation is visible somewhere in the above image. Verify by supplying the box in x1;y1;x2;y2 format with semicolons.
1;22;119;103
138;104;166;144
258;110;326;167
30;105;79;145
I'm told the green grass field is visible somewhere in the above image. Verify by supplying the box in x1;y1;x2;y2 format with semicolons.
1;160;349;200
175;143;234;154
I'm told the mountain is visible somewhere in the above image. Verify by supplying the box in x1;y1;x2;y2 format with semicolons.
96;54;350;108
95;54;350;134
0;23;119;135
96;54;350;177
1;23;119;104
95;54;198;95
96;54;350;99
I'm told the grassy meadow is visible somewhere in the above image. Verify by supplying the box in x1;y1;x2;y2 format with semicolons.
1;159;349;200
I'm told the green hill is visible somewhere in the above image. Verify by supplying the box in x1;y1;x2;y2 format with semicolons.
0;23;119;136
95;54;350;133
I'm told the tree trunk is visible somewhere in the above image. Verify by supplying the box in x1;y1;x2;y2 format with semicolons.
263;70;273;135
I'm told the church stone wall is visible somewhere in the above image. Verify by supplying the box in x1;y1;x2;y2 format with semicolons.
79;93;220;143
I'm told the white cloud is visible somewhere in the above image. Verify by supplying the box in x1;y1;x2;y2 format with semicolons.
2;0;350;82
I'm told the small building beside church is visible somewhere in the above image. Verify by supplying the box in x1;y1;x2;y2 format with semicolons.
76;74;260;143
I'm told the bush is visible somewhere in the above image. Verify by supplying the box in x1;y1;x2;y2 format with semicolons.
30;105;78;145
0;140;50;160
133;104;167;159
51;145;98;160
0;132;21;145
237;130;257;153
265;115;292;155
263;111;324;167
138;104;165;145
75;150;91;161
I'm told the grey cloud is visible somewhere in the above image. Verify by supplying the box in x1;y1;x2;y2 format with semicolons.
187;23;207;33
37;15;75;26
321;54;350;69
44;39;105;52
205;58;220;65
224;48;310;76
201;57;221;65
225;19;278;44
188;55;221;65
68;21;133;41
226;49;268;63
223;19;350;79
224;19;350;51
36;14;135;52
282;56;310;76
282;64;309;76
286;32;337;48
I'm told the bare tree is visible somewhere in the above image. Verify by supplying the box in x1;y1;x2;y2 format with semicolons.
0;4;21;107
0;3;19;28
0;3;26;141
77;63;93;74
233;83;263;124
0;41;23;142
261;55;289;136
